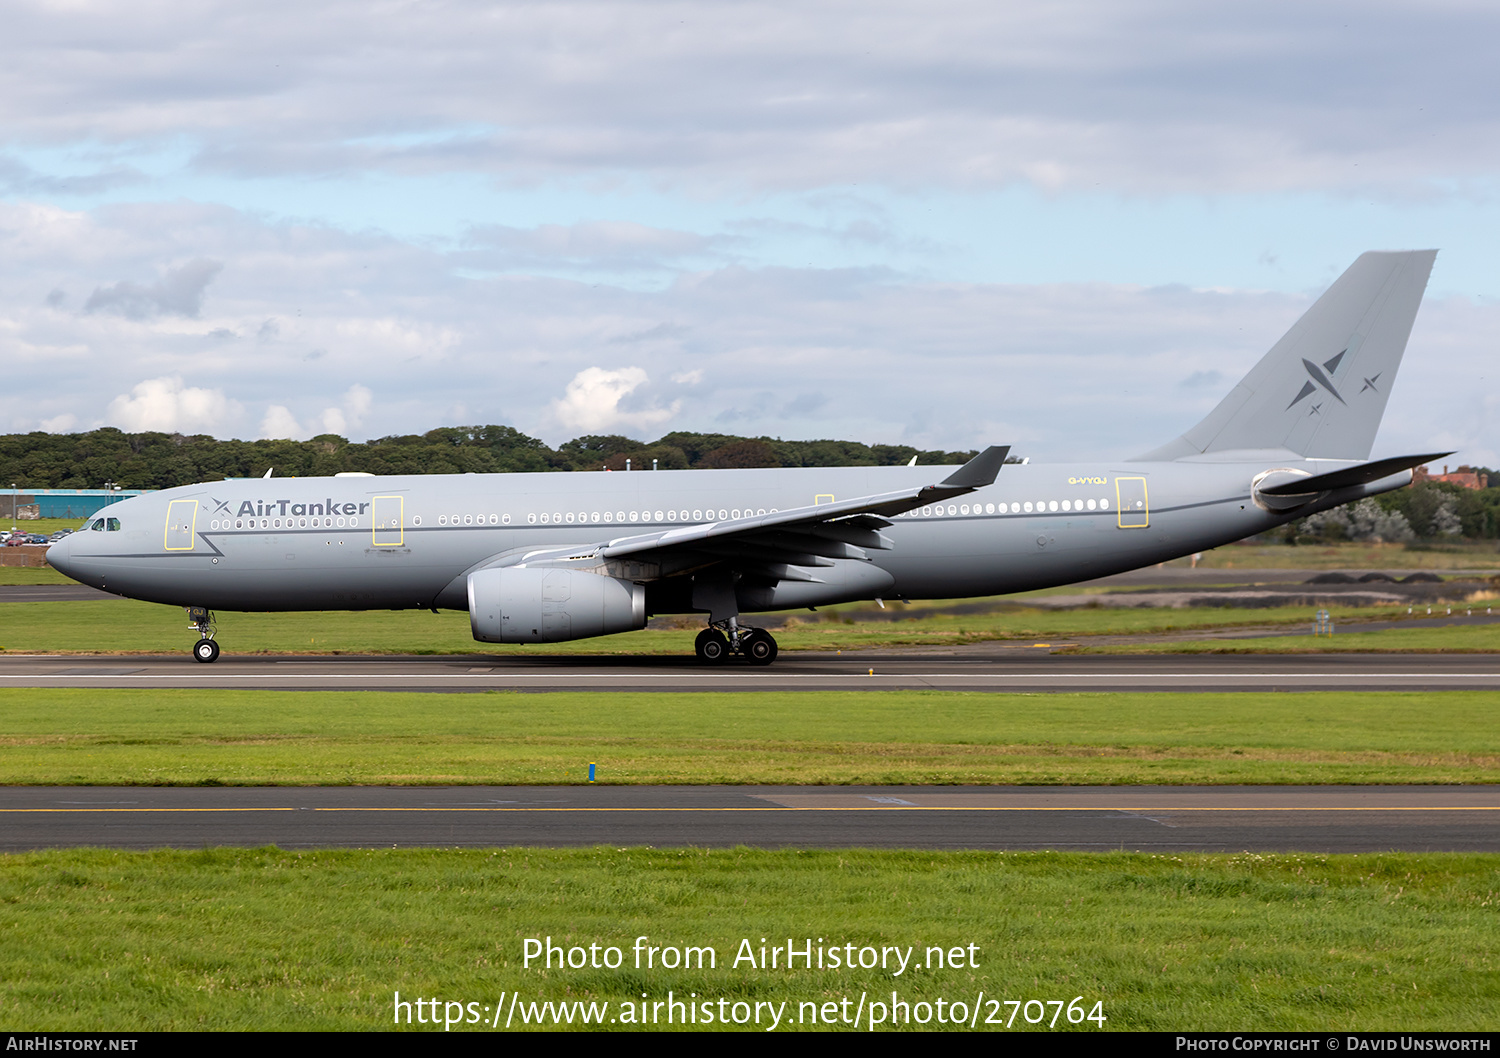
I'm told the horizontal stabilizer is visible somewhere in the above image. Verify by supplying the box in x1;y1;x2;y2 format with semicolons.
1258;452;1454;496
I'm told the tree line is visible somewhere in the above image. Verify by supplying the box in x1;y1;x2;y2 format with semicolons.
1287;478;1500;544
0;426;984;491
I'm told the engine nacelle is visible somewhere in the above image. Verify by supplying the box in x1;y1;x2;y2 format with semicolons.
468;567;646;643
1251;468;1318;512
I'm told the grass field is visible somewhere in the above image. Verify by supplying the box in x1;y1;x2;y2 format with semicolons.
0;565;72;584
3;595;1498;656
3;688;1495;786
2;516;90;536
0;847;1494;1031
1066;623;1500;654
1191;541;1500;570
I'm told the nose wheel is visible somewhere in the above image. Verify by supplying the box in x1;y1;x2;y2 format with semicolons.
186;607;220;663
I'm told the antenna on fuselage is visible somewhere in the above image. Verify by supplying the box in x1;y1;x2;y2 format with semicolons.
263;467;273;478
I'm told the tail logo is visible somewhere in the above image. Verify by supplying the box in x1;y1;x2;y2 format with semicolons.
1287;348;1348;411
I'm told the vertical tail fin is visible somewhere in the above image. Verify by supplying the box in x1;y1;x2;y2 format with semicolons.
1138;250;1437;461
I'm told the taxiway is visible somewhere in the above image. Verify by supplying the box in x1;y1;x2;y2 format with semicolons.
3;785;1495;853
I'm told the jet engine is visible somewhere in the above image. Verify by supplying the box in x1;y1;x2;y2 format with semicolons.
467;566;646;643
1250;468;1318;512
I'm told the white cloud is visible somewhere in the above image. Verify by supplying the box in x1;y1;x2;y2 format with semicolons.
260;404;302;440
3;2;1498;195
551;367;680;434
314;384;373;437
104;377;238;433
342;383;373;423
261;384;375;440
461;222;719;275
39;413;77;432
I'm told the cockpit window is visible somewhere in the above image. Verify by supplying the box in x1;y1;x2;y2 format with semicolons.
90;519;105;531
107;518;121;531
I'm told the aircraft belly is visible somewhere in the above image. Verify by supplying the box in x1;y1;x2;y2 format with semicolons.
881;512;1112;597
878;496;1265;599
68;528;508;611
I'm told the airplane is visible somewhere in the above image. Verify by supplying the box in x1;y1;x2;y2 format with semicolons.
46;250;1449;666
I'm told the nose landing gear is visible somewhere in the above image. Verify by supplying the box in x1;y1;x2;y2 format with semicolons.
186;607;219;663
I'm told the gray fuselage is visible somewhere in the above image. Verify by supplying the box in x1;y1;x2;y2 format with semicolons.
46;459;1393;616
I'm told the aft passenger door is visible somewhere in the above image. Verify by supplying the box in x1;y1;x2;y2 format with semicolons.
1114;477;1149;528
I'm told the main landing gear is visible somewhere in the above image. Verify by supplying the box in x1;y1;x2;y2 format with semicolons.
186;606;220;663
695;623;778;666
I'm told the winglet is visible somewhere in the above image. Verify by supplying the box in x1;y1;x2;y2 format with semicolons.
939;446;1010;490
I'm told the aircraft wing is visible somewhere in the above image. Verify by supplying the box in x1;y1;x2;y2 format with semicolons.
591;445;1010;567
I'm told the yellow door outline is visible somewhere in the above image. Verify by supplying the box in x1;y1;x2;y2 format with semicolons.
164;499;198;550
372;495;404;547
1114;477;1149;529
814;494;835;505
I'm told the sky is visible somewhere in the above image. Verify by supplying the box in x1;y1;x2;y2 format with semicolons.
2;0;1496;467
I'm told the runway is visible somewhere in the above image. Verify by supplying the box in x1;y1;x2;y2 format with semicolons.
3;785;1496;852
3;649;1500;692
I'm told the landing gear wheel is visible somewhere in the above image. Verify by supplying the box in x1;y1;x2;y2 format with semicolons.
695;628;729;663
193;638;220;664
743;628;778;666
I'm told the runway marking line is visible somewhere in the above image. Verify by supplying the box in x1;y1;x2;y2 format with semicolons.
5;672;1500;683
2;805;1496;814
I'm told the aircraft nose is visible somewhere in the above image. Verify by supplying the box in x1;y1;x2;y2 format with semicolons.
45;532;76;578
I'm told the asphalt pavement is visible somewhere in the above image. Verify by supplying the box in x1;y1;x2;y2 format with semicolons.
3;649;1498;692
3;785;1495;852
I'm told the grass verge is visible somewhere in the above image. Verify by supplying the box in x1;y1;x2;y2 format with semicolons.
0;566;72;585
0;847;1494;1031
2;689;1496;785
3;598;1497;655
1066;624;1500;653
1189;541;1500;570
